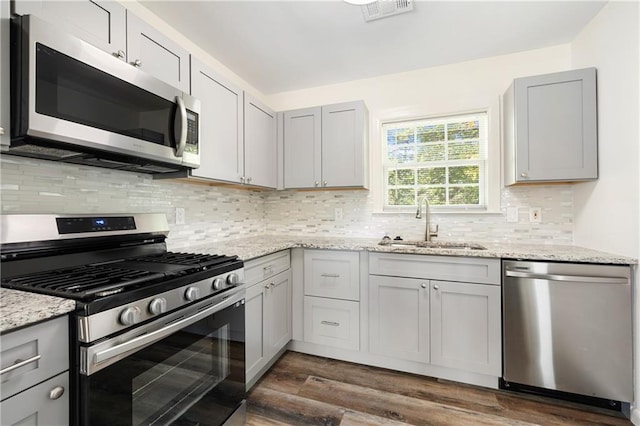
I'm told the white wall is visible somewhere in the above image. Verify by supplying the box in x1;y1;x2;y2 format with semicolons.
569;1;640;422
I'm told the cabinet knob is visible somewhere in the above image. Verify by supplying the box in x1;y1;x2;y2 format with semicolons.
264;284;271;289
240;176;245;184
323;180;328;187
314;181;319;187
132;59;142;68
421;283;427;288
0;126;4;135
49;386;65;400
433;284;439;290
520;172;528;178
247;177;252;183
113;50;125;60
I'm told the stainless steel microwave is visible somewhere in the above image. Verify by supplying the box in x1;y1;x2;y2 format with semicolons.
8;15;200;174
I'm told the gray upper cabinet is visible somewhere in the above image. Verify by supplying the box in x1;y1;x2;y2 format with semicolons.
244;94;277;188
14;1;189;93
13;0;126;55
283;107;322;188
190;58;244;183
283;101;368;189
126;13;190;93
503;68;598;186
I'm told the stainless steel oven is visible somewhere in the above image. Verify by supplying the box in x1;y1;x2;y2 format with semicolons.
1;213;246;426
9;15;200;174
78;290;246;426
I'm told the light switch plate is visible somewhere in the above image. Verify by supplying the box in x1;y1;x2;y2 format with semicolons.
506;207;518;223
334;208;343;221
175;207;186;225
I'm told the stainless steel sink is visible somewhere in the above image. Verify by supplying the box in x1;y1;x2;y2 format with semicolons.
379;239;487;250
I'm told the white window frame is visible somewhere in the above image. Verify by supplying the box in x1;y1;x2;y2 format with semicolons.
372;100;501;215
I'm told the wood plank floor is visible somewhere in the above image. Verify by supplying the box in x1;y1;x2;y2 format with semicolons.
246;351;632;426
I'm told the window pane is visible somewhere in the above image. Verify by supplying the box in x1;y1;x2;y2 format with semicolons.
388;188;415;205
417;143;445;162
448;141;479;160
387;146;415;163
387;128;414;145
447;120;479;140
417;187;446;205
449;186;479;205
417;124;444;142
449;166;479;184
417;167;445;185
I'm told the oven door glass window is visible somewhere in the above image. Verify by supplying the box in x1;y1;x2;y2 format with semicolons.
35;43;177;148
79;305;245;426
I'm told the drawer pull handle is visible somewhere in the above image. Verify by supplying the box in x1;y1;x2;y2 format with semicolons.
0;355;41;375
263;265;274;274
321;273;340;278
49;386;65;400
320;320;340;327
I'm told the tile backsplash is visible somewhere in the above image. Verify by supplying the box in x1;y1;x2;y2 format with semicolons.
1;156;573;247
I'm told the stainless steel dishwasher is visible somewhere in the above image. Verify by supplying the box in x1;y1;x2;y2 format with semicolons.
501;260;633;408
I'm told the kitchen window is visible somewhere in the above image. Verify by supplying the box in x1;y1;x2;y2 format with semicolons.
383;112;488;211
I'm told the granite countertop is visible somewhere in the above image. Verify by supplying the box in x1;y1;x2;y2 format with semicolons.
182;235;638;265
0;288;76;334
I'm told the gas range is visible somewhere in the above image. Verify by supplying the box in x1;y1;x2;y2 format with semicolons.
0;213;244;338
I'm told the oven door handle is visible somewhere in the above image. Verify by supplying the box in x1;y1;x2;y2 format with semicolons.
92;291;244;366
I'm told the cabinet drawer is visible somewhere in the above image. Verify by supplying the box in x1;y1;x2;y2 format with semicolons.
0;371;69;425
245;250;290;286
304;250;360;301
1;316;69;400
369;253;500;285
303;296;359;351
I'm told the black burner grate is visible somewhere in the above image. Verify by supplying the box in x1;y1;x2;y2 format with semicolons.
130;252;238;269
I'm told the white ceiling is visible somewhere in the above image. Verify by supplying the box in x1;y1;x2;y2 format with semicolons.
139;1;607;94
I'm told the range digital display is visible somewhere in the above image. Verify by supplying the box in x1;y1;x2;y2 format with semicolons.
56;216;136;234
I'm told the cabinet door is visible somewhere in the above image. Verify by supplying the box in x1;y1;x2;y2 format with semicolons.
283;107;321;188
513;67;597;182
0;372;69;426
244;93;277;188
1;0;9;148
14;0;126;55
191;58;244;183
430;281;501;376
265;270;292;356
245;282;266;385
321;101;367;188
126;12;190;92
369;275;429;363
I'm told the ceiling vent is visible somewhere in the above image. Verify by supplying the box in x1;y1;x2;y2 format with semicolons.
361;0;414;22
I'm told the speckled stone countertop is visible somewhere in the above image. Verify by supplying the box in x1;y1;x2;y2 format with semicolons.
1;288;76;334
182;235;637;265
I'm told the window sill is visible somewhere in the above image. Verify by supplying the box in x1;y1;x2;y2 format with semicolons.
373;209;502;216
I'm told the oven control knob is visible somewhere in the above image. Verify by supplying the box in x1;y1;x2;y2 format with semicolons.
226;273;240;286
148;298;167;315
119;306;142;326
212;278;225;290
185;287;200;302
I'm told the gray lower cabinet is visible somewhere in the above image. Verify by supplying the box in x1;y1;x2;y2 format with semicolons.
503;67;597;185
245;251;292;389
369;275;429;363
283;101;368;189
0;316;70;425
369;253;502;377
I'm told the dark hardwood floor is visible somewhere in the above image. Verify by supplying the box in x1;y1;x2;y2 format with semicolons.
246;351;632;426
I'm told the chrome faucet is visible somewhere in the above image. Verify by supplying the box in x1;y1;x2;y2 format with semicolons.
416;196;439;241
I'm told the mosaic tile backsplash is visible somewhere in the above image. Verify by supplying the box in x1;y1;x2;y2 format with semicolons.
1;156;573;247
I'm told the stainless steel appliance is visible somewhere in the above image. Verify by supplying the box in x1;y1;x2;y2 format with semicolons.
9;15;200;174
1;213;246;426
501;260;633;410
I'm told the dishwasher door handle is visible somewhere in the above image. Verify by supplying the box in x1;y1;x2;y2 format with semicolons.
505;269;629;284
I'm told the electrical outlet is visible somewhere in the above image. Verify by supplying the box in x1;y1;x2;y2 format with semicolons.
175;207;186;225
334;207;343;221
529;207;542;223
506;207;518;223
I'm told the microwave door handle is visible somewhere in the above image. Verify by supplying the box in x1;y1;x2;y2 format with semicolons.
174;96;187;157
